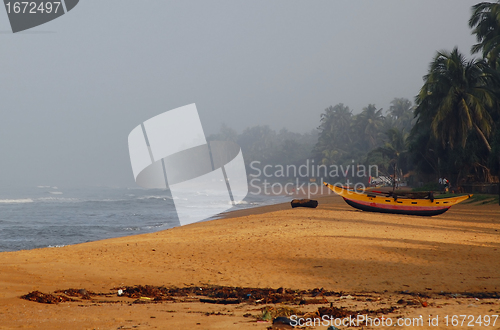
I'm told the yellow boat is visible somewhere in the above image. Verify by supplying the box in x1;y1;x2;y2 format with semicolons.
323;182;471;216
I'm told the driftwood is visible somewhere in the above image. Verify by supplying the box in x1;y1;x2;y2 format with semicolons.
199;298;241;304
291;199;318;208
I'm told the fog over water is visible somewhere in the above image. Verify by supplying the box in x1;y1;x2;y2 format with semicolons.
0;1;479;187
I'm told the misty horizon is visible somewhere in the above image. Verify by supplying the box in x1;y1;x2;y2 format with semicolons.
0;1;481;187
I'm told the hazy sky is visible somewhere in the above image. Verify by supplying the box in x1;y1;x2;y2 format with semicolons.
0;1;481;187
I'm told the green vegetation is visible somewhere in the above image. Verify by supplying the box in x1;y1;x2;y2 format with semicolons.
412;183;441;192
208;124;318;170
210;1;500;192
313;1;500;188
463;194;500;204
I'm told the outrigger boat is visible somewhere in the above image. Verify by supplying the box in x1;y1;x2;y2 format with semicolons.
323;182;471;216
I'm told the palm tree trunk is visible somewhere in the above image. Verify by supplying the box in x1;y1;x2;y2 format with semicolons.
474;123;492;152
455;168;462;193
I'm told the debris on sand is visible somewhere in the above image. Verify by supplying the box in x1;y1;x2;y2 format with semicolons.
199;298;241;304
54;288;94;300
21;291;74;304
113;285;340;304
20;285;342;305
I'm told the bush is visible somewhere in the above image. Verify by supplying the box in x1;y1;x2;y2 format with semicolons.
412;182;441;192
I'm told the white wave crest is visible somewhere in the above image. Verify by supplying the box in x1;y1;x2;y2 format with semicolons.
138;195;173;201
0;198;34;204
37;197;79;202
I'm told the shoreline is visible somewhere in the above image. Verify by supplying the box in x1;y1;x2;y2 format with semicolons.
0;194;499;329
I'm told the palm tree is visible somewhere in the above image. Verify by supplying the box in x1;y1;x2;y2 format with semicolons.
388;98;415;132
355;104;385;149
470;1;500;196
315;104;353;164
372;128;409;191
389;98;412;120
415;47;496;152
318;104;352;143
469;1;500;68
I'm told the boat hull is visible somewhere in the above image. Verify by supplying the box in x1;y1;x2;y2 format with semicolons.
343;197;450;216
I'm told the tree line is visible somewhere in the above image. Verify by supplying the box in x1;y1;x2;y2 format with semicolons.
210;1;500;187
408;1;500;186
207;123;318;172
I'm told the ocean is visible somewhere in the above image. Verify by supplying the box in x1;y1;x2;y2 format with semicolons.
0;185;289;252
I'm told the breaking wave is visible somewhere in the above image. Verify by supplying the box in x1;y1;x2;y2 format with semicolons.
0;198;34;204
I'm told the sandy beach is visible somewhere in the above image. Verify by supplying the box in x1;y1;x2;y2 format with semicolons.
0;195;499;329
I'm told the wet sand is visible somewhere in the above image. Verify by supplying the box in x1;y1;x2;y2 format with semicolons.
0;195;499;329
